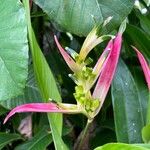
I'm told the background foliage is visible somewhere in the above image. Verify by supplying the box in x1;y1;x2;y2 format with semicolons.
0;0;150;149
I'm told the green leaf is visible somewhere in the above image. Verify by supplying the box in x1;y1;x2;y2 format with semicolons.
0;66;42;109
23;1;67;150
131;67;149;125
0;132;22;149
111;59;145;143
34;0;134;36
0;0;28;101
94;143;150;150
125;24;150;62
15;127;52;150
142;125;150;143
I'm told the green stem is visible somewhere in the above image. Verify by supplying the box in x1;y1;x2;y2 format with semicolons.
77;119;92;150
146;92;150;125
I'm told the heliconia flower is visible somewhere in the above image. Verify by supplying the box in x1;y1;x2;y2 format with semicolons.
54;35;80;72
3;103;81;124
4;20;126;124
132;46;150;90
92;32;122;113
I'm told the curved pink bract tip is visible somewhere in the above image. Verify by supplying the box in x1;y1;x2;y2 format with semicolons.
54;35;79;72
132;46;150;90
3;103;79;124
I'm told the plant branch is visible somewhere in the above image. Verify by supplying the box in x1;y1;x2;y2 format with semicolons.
74;119;93;150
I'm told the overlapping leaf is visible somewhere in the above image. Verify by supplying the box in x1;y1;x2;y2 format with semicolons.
34;0;134;36
0;0;28;101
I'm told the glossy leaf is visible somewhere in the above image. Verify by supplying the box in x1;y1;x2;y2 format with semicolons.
94;143;150;150
0;133;22;149
15;127;52;150
34;0;134;36
0;0;28;101
111;59;145;143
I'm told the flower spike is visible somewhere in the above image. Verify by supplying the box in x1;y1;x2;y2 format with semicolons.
132;46;150;90
54;35;80;72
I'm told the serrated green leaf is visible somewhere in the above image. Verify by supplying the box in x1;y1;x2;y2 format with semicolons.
34;0;134;36
0;132;22;149
94;143;150;150
0;0;28;101
111;59;145;143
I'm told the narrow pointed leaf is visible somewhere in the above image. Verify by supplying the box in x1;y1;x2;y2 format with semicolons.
23;1;66;150
93;33;122;111
132;46;150;90
54;35;79;72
